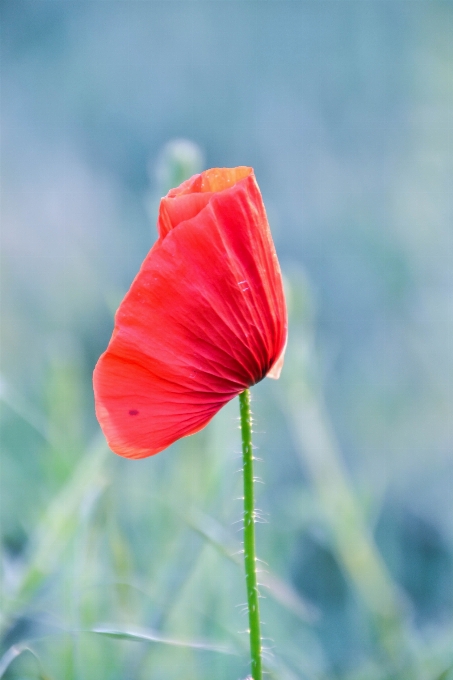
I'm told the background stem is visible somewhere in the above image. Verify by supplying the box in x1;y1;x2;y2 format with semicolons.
239;389;262;680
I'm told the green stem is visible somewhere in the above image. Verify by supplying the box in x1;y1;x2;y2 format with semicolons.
239;389;262;680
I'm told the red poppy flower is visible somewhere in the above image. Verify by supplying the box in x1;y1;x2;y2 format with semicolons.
93;167;287;458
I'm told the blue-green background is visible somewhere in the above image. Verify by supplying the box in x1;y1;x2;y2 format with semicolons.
1;2;452;679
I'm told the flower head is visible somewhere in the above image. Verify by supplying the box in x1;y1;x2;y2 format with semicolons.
93;167;287;458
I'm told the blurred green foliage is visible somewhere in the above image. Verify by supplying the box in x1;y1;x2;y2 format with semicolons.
1;2;452;679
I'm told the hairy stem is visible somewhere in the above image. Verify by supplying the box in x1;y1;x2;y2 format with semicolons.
239;389;262;680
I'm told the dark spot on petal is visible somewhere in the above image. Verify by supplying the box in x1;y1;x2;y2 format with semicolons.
129;409;139;416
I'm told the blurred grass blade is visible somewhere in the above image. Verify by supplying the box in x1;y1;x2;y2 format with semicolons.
0;643;51;679
435;667;453;680
282;360;414;667
286;395;403;618
184;510;319;623
89;625;238;656
284;391;411;659
1;433;109;629
0;378;51;443
281;274;414;665
0;644;25;678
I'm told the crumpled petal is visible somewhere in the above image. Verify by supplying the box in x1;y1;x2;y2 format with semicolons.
93;167;287;458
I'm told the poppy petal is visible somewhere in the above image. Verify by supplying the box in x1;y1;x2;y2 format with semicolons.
93;168;287;458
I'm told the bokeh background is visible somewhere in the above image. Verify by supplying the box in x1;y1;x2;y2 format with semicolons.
1;2;452;679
